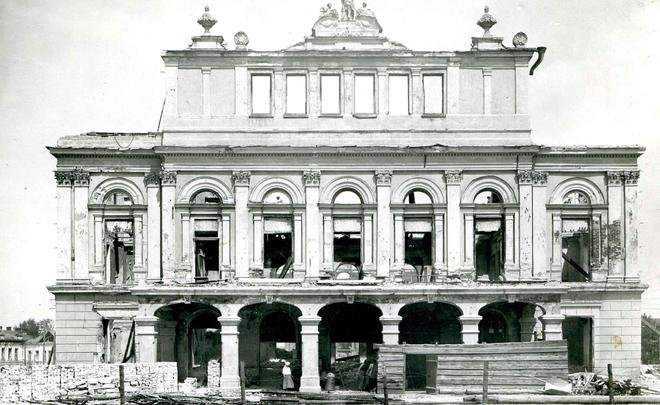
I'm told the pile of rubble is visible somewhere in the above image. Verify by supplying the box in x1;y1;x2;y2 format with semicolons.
568;372;641;396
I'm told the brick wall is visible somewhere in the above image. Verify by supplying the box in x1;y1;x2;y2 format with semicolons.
0;363;177;403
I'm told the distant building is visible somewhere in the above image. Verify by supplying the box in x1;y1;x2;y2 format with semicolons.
48;3;644;392
0;327;54;364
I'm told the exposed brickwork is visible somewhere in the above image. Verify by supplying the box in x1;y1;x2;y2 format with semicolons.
0;362;177;403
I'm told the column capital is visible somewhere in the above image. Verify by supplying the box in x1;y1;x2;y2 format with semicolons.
459;315;482;324
516;170;534;185
607;171;625;186
374;169;393;186
531;171;548;186
218;316;241;329
54;171;73;186
303;169;321;186
445;170;463;185
160;170;177;186
379;315;402;325
624;170;640;186
71;168;90;187
298;315;322;326
144;171;161;187
232;170;251;187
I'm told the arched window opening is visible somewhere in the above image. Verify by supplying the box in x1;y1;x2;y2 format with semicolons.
103;190;133;205
191;189;222;204
104;220;134;284
561;218;591;282
563;190;590;205
474;218;504;281
333;189;362;205
404;189;432;204
263;189;292;204
474;189;503;204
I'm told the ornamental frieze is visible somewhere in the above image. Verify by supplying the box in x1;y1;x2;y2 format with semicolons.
54;171;73;186
303;170;321;186
607;171;624;186
516;170;534;185
160;170;177;186
375;169;393;186
232;170;251;186
71;168;90;187
624;171;640;185
531;171;548;185
445;170;463;185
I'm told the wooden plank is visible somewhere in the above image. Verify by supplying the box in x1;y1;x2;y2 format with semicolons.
437;362;567;371
436;369;568;377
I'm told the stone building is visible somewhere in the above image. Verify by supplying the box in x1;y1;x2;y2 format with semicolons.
48;3;644;392
0;328;54;365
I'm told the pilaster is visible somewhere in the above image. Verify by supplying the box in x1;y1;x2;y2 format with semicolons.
482;68;492;114
299;316;322;393
219;316;241;390
532;171;548;279
72;169;90;280
607;171;624;282
232;171;251;279
380;315;402;345
145;172;161;282
459;315;482;344
375;170;392;278
55;171;73;280
135;316;158;363
624;171;640;282
541;314;565;341
304;170;321;279
446;170;462;275
377;68;388;117
342;67;353;117
411;68;423;116
160;170;177;281
433;214;446;274
517;171;533;279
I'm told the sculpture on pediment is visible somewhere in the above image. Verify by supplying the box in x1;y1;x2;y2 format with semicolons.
320;3;338;19
357;2;375;18
341;0;357;21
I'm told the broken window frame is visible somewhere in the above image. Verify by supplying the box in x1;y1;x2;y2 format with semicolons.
250;72;273;116
560;216;592;282
103;218;136;285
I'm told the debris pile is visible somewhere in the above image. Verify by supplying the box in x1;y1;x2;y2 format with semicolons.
569;372;641;396
640;365;660;393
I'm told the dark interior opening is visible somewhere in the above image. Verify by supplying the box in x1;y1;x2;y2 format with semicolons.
264;233;293;277
474;220;503;281
406;354;428;391
563;317;593;372
562;232;590;282
195;230;219;278
405;232;432;267
334;232;362;267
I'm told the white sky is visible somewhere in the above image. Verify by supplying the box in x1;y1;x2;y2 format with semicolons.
0;0;659;325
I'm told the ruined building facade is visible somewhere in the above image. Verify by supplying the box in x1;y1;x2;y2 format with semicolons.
49;4;644;392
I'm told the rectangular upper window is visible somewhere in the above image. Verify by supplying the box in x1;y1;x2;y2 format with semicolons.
354;74;375;115
251;74;272;115
423;74;444;115
320;74;341;115
286;74;307;115
389;75;409;115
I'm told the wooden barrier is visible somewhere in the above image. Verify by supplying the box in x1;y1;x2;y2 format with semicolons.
376;340;568;394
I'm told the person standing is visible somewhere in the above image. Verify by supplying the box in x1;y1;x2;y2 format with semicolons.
282;361;295;391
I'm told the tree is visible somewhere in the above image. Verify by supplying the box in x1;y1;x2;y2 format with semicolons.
15;318;54;337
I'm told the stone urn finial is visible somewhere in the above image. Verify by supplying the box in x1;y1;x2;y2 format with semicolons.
197;5;217;34
477;5;497;37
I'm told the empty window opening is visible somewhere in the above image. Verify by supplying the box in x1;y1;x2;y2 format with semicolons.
389;75;409;115
474;219;504;281
286;74;307;115
474;189;503;204
251;74;272;115
423;74;444;115
354;74;375;114
105;220;134;284
263;189;292;204
264;218;293;278
103;190;133;205
563;190;590;205
404;189;432;204
1;347;4;361
333;218;362;279
194;223;219;280
404;218;433;282
406;354;429;391
333;189;362;205
188;311;222;385
563;317;593;373
321;74;341;115
561;219;590;282
191;189;221;204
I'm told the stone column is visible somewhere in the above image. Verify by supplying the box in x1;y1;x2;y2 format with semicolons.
293;213;304;272
160;170;177;281
363;214;374;272
446;171;462;275
517;171;533;279
94;216;103;267
342;67;353;117
483;68;492;114
219;316;241;390
504;212;516;277
411;68;422;116
322;213;333;272
463;214;475;274
433;214;445;275
72;169;90;280
532;171;548;279
607;171;624;281
133;215;144;274
624;171;640;282
135;316;159;363
181;213;191;270
55;172;73;280
459;315;482;344
299;316;322;393
541;314;565;341
550;214;562;277
221;214;231;274
380;315;402;345
252;214;263;270
375;170;392;278
393;214;405;268
446;61;460;114
232;171;251;279
304;170;321;278
145;172;161;282
309;69;320;117
377;68;388;116
202;67;211;117
591;213;605;281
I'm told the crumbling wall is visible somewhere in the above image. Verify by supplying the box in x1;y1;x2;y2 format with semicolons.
0;362;177;403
